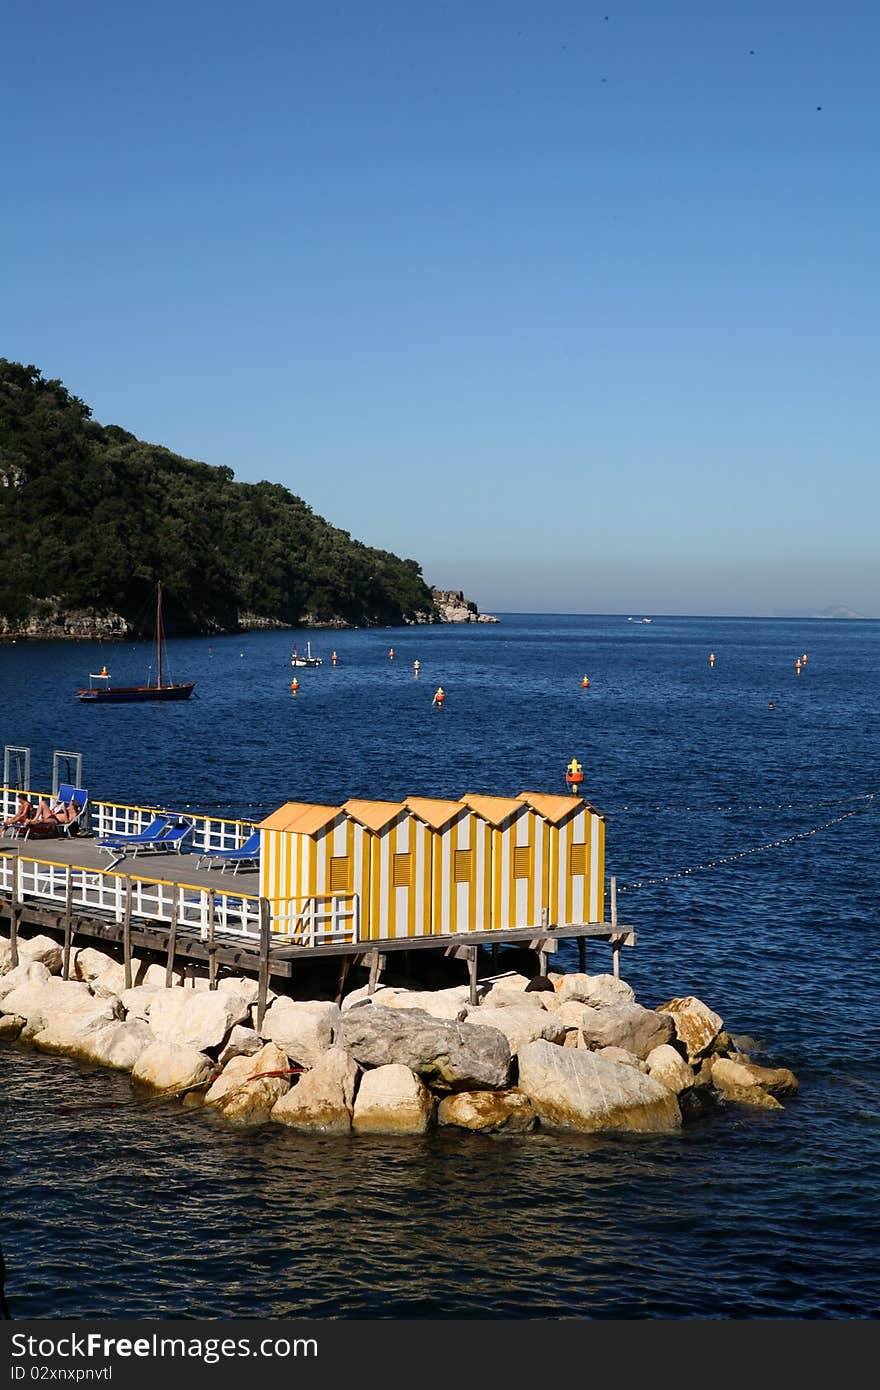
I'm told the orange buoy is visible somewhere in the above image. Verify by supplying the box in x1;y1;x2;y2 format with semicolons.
413;659;421;676
389;647;395;660
290;677;299;693
795;658;802;675
565;756;584;793
581;674;590;688
709;651;715;667
432;686;445;707
332;650;338;665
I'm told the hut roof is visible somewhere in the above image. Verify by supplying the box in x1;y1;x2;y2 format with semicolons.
258;802;342;834
517;792;603;823
343;798;406;831
460;794;527;827
405;796;468;830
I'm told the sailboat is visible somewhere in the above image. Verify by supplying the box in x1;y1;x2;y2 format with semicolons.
290;640;323;668
75;583;196;702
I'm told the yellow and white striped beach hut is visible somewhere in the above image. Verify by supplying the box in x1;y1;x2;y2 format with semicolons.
258;801;368;939
459;793;542;931
405;797;493;936
516;793;606;927
342;799;432;941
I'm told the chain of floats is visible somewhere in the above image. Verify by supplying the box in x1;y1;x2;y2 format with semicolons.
617;794;875;893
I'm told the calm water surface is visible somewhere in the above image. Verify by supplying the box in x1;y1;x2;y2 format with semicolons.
1;614;879;1318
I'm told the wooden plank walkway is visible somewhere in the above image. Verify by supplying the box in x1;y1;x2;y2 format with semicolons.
1;831;636;994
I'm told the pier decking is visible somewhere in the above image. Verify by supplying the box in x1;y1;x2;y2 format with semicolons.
0;831;635;1007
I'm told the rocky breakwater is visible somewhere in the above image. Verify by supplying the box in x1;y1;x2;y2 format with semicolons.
0;931;799;1136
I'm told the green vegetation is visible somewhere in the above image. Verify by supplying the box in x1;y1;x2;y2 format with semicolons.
0;361;438;635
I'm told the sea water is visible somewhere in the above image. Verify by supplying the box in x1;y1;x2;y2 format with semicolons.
1;614;878;1317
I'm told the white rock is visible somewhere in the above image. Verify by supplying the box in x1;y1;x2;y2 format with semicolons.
205;1042;291;1123
0;960;51;1000
351;1064;435;1134
77;1021;156;1071
271;1049;359;1133
463;1004;566;1053
376;987;473;1020
556;972;636;1007
217;1025;263;1066
131;1041;215;1094
120;985;167;1021
646;1043;696;1094
148;989;250;1051
517;1039;682;1134
73;946;118;982
0;934;63;975
261;998;339;1065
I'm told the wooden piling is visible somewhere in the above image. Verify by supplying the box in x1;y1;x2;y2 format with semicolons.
10;850;20;969
611;875;620;979
62;871;74;980
165;895;179;988
577;936;586;972
207;890;217;990
122;878;133;989
367;948;384;995
256;898;270;1032
468;946;478;1006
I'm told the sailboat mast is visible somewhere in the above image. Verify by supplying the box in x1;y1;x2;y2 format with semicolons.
157;582;163;688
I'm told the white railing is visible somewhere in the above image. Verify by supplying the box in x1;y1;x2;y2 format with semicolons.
0;852;359;948
269;893;360;947
0;852;263;943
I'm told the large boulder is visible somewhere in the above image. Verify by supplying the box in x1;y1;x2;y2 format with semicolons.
73;946;119;983
76;1020;156;1071
271;1048;360;1133
711;1056;798;1101
556;973;636;1007
2;934;64;975
0;960;51;1000
437;1090;536;1133
30;995;122;1055
351;1064;435;1134
1;976;117;1039
462;1004;566;1053
261;998;339;1066
339;1004;511;1092
218;1025;263;1066
517;1039;682;1134
577;1002;674;1059
204;1042;291;1124
0;1014;25;1040
147;989;250;1052
656;997;724;1061
366;986;472;1020
131;1041;215;1094
646;1043;695;1095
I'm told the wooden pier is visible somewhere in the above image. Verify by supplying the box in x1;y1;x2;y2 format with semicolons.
1;834;635;1012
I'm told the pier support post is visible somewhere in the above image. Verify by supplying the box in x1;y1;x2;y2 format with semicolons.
165;895;179;988
62;871;74;981
122;879;133;990
577;936;586;973
467;946;478;1006
256;899;270;1033
367;948;384;995
207;891;217;990
611;876;620;979
10;850;20;969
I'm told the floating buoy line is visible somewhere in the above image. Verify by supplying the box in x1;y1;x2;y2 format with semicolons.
617;796;874;893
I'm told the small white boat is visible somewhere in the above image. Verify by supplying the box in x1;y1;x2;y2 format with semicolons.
290;640;323;668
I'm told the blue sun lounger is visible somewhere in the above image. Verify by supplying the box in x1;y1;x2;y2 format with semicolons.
196;829;261;874
97;815;193;871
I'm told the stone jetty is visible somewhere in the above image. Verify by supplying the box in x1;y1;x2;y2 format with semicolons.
0;929;798;1135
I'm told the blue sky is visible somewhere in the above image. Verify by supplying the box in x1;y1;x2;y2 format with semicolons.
4;1;878;616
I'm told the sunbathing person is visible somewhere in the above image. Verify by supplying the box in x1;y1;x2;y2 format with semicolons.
1;794;35;831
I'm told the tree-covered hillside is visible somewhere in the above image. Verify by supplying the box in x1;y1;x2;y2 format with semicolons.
0;361;438;635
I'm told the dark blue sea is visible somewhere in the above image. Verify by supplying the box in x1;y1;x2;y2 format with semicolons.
1;614;879;1319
